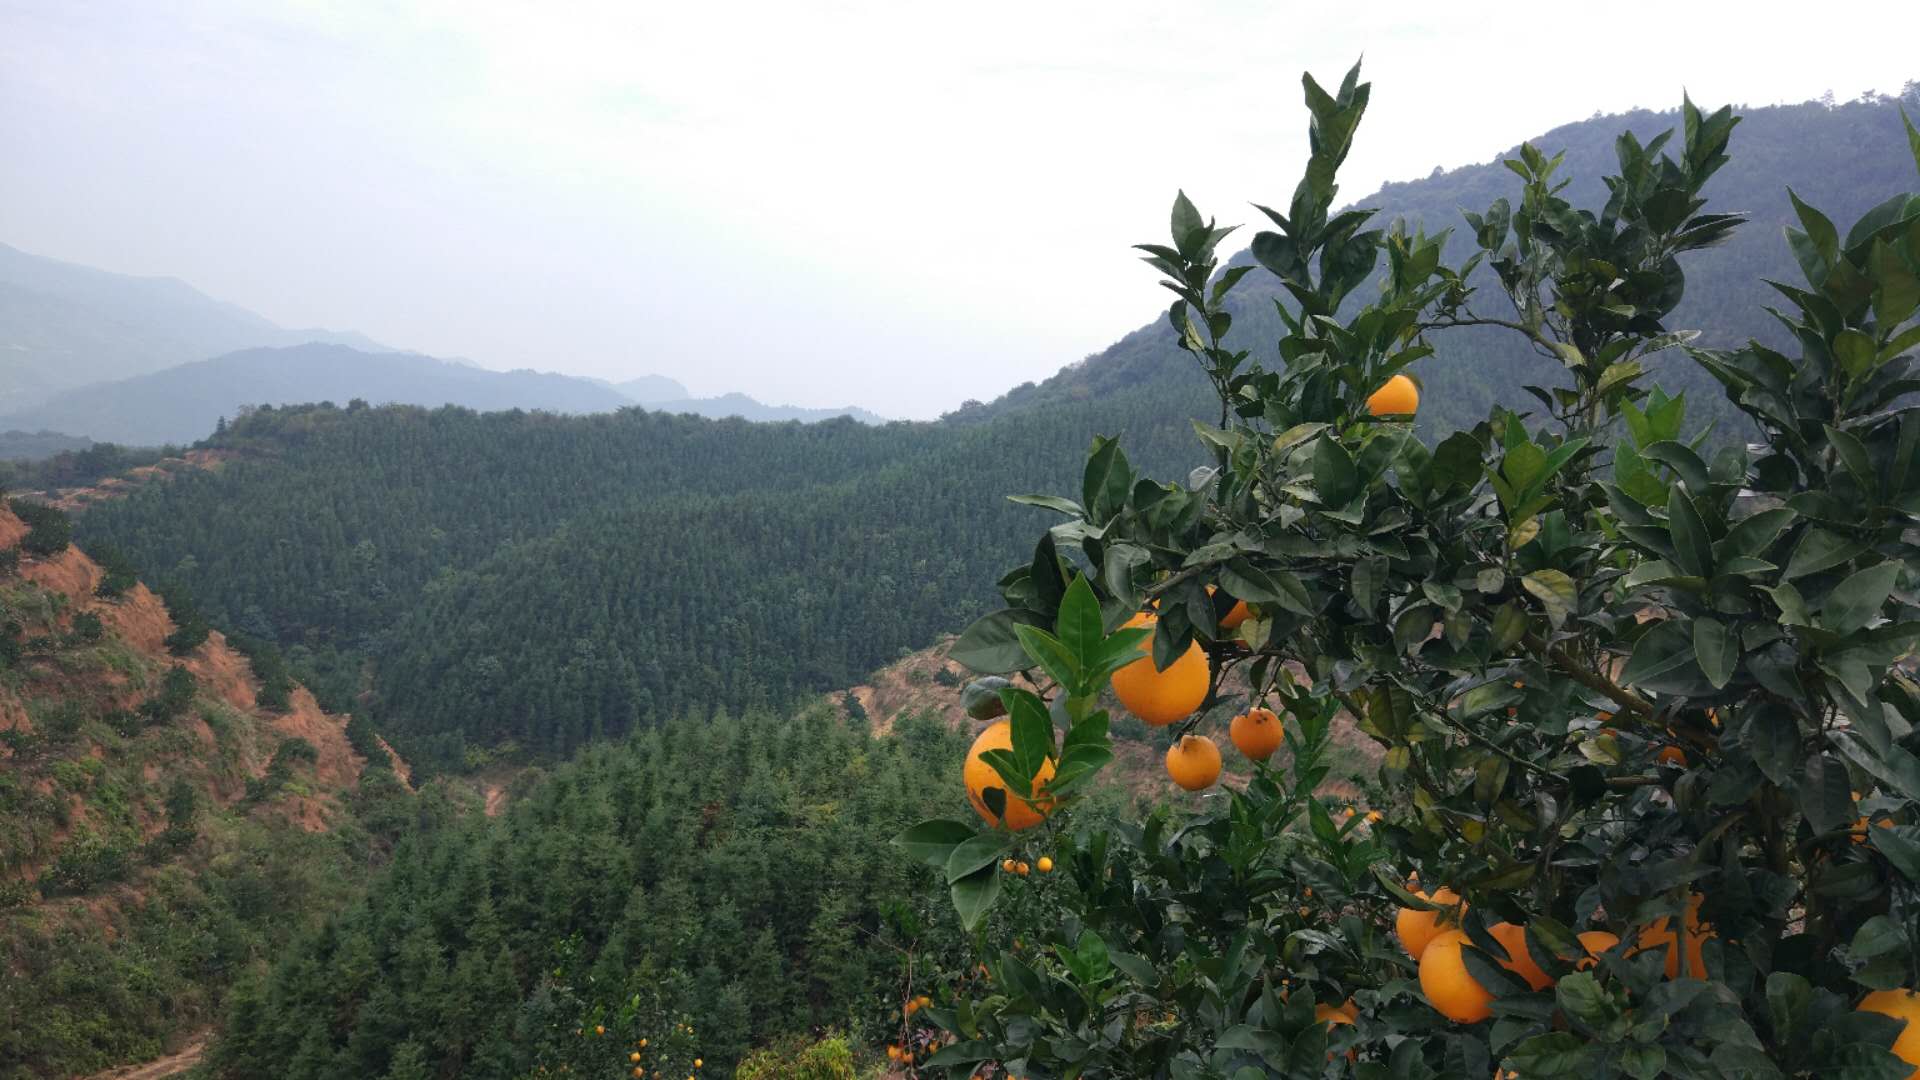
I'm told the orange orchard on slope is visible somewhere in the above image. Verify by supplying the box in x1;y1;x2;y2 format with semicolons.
1419;929;1494;1023
1366;373;1419;417
1110;613;1209;726
1857;989;1920;1079
964;719;1056;830
1229;707;1284;761
1165;734;1223;791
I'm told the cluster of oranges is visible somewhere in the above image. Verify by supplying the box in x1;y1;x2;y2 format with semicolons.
998;855;1053;875
890;996;943;1065
564;1026;699;1080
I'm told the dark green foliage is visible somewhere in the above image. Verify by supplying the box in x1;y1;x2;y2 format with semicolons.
9;498;71;557
88;542;138;599
39;832;132;896
4;441;172;491
139;665;197;726
68;611;102;644
230;633;295;713
78;398;1198;768
208;707;970;1080
0;547;16;577
154;580;210;655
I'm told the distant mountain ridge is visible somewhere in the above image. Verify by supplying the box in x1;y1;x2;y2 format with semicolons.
0;242;387;410
0;344;637;446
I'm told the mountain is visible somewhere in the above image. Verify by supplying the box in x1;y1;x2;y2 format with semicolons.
0;343;636;445
0;242;388;412
640;391;887;424
953;90;1920;440
0;498;413;1079
613;373;691;402
0;428;91;461
67;91;1920;772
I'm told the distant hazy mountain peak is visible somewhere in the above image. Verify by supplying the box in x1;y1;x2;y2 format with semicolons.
614;373;692;402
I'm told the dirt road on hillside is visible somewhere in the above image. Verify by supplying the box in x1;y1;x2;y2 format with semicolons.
80;1034;207;1080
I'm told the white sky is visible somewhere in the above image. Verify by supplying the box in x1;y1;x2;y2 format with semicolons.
2;1;1916;418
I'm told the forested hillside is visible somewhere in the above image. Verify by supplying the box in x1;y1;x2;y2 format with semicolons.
209;706;969;1079
76;392;1201;766
955;90;1920;438
0;499;415;1079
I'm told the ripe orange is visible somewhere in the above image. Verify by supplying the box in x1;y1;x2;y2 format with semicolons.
1015;860;1031;876
1576;931;1621;970
1419;929;1494;1023
1165;734;1223;790
1110;614;1209;726
1657;745;1689;768
1634;894;1712;979
630;1052;642;1063
1367;373;1419;417
1314;1000;1358;1026
1001;858;1016;873
1036;856;1054;873
1230;707;1285;761
1396;887;1464;958
1856;989;1920;1079
595;1026;606;1036
964;719;1056;830
1488;923;1551;990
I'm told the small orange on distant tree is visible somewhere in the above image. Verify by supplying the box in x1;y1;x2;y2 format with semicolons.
1110;613;1209;726
1366;373;1419;417
1657;745;1689;768
1015;860;1031;876
1036;856;1054;873
1165;734;1222;790
1230;707;1284;761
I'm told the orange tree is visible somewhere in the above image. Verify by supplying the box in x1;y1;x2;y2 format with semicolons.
895;61;1920;1078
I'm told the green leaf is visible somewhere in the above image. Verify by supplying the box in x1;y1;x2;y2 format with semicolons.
946;831;1013;885
922;1041;994;1069
1747;704;1803;786
1314;435;1360;506
1766;971;1813;1047
1694;617;1738;689
1004;687;1056;780
1223;558;1312;616
1667;484;1714;578
1055;575;1105;667
1801;753;1855;835
949;862;1002;931
952;609;1043;674
1083;436;1133;521
1621;620;1699;688
1013;624;1078;693
1171;189;1205;256
892;819;976;869
961;677;1012;721
1521;569;1577;629
1824;560;1902;635
1503;1033;1597;1075
1007;494;1084;517
1785;529;1867;581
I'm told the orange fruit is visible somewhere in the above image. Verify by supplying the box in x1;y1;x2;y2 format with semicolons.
1367;373;1419;417
1314;1000;1358;1025
1634;894;1712;979
631;1052;642;1063
1110;613;1209;726
1657;745;1689;768
1488;923;1551;990
1396;887;1464;958
964;719;1056;830
1165;734;1223;790
1576;931;1620;970
595;1026;605;1036
1015;860;1031;876
1230;707;1284;761
1036;856;1054;873
1001;858;1016;873
1419;929;1494;1023
1857;989;1920;1079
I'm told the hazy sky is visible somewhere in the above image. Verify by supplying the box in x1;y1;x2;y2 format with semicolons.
3;1;1916;418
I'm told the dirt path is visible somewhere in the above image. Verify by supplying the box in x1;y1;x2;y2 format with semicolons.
80;1034;208;1080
